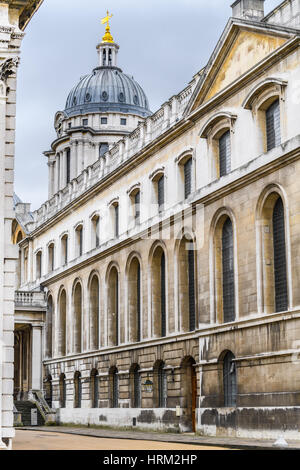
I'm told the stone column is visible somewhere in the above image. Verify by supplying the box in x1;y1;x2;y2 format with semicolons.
70;141;77;179
31;325;43;391
77;141;84;174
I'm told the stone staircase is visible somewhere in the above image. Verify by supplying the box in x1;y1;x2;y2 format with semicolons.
14;401;45;426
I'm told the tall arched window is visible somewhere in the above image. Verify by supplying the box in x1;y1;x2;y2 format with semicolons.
46;296;53;358
223;351;237;407
48;243;55;273
58;289;67;356
130;364;141;408
73;282;82;353
74;371;82;408
219;130;231;177
89;275;100;350
114;204;119;238
184;158;192;199
128;258;141;343
61;234;68;266
266;99;281;151
36;250;42;279
273;197;288;312
110;367;119;408
151;246;167;338
258;191;289;314
155;361;167;408
222;218;235;323
59;373;66;408
91;369;99;408
91;215;100;249
107;267;119;346
75;225;83;257
178;236;196;332
157;175;164;212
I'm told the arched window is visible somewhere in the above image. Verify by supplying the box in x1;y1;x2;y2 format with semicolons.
75;225;83;258
115;205;119;238
222;218;235;323
59;373;66;408
266;99;281;151
151;246;167;338
130;364;141;408
58;289;67;356
36;250;42;279
223;351;237;407
91;369;99;408
48;243;55;273
110;367;119;408
155;361;167;408
273;197;288;312
157;175;164;212
61;234;68;266
89;275;100;350
178;236;196;332
184;158;192;199
258;191;289;314
74;371;82;408
219;130;231;177
46;296;53;358
128;258;142;343
73;282;82;354
91;215;100;249
107;267;119;346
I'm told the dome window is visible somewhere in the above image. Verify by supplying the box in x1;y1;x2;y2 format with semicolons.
102;91;108;101
82;119;88;127
133;95;139;105
119;92;125;102
85;93;92;102
73;96;77;105
101;117;108;124
120;118;127;126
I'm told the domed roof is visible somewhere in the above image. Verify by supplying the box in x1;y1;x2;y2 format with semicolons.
65;66;152;118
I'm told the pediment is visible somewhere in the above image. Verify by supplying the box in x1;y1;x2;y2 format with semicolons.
187;23;290;114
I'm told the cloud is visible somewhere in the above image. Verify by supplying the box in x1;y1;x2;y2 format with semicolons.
15;0;281;209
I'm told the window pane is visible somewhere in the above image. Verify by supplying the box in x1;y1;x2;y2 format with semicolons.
266;99;281;151
158;176;164;212
219;130;231;177
222;218;235;323
273;198;288;312
184;158;192;199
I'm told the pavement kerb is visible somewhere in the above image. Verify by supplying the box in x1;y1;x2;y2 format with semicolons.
17;427;298;450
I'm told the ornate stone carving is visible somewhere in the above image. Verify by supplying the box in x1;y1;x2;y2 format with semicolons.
0;56;20;82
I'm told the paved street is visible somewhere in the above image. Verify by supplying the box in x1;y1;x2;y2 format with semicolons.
13;429;229;451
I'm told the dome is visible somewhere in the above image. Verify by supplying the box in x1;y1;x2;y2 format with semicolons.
65;66;152;118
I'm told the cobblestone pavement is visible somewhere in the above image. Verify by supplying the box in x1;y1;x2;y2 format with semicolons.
13;430;229;451
17;426;300;450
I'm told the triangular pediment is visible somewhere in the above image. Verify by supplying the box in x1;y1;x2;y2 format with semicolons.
187;21;291;114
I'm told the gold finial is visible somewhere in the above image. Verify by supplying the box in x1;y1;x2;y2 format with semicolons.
101;10;114;43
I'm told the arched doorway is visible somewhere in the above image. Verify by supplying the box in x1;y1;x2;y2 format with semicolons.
181;356;197;432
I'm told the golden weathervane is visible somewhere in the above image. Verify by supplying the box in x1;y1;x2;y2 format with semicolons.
101;10;114;43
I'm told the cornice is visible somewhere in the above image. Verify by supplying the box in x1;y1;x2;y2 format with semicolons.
43;308;300;365
37;135;300;287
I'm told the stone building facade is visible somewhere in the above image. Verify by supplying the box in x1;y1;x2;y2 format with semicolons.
13;0;300;438
0;0;43;450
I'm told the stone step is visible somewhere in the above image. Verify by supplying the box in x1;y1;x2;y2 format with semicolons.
14;401;45;426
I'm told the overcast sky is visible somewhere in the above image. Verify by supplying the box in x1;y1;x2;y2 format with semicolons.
15;0;280;210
